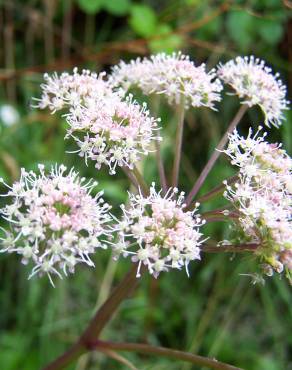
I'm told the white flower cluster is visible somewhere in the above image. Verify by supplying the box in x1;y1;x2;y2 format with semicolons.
217;56;289;128
36;68;160;174
109;52;223;110
113;185;206;278
0;164;111;285
223;128;292;279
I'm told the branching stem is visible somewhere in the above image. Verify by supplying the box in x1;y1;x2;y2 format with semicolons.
186;105;248;206
42;266;140;370
90;340;243;370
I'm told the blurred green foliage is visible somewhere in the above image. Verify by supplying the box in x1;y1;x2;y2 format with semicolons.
0;0;291;369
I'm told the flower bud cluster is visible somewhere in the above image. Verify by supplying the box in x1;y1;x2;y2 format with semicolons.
217;56;289;128
0;164;111;285
110;52;223;110
113;185;206;278
223;128;292;279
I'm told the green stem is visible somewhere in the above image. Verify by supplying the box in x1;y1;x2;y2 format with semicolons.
42;266;140;370
149;95;167;193
122;166;140;190
185;105;248;206
172;100;185;188
91;340;243;370
132;165;149;196
155;140;168;193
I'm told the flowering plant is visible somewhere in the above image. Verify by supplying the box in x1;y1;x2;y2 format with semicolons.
0;52;290;370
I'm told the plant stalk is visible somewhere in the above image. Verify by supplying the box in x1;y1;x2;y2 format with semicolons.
196;175;238;204
91;340;243;370
185;105;248;206
42;266;140;370
172;100;185;188
155;140;168;193
149;95;167;193
201;243;259;253
122;166;140;190
132;165;149;196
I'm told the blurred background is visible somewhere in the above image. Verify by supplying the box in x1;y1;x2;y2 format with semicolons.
0;0;291;369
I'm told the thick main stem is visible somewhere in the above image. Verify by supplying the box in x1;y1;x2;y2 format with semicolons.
185;105;248;206
172;101;185;188
42;266;140;370
92;340;243;370
81;265;139;343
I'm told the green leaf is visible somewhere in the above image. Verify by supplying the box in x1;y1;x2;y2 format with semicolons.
102;0;131;16
76;0;103;14
149;24;183;53
226;10;254;50
129;4;157;37
257;19;283;45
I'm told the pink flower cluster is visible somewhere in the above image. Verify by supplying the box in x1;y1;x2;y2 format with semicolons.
36;69;160;174
66;94;161;174
113;185;206;278
223;129;292;280
217;56;289;128
110;52;223;110
0;164;111;285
